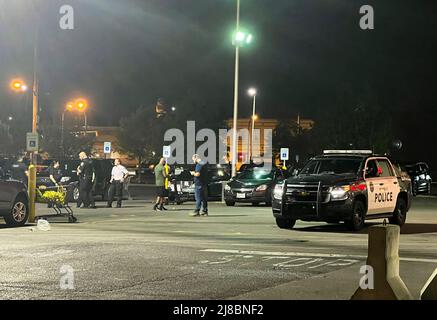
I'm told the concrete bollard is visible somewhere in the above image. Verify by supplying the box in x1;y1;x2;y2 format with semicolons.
421;268;437;300
351;224;413;300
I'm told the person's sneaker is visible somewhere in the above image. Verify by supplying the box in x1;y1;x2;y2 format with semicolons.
201;211;208;217
190;210;200;217
153;204;158;211
160;206;168;211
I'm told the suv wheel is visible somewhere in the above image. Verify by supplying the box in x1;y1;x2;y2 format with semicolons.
275;218;296;229
347;200;366;231
4;196;29;227
389;198;407;227
225;201;235;207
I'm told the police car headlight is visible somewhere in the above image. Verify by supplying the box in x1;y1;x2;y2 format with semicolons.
256;184;268;192
225;184;231;191
329;185;350;201
273;184;284;200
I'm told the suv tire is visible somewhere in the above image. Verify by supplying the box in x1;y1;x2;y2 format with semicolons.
347;200;366;231
275;218;296;229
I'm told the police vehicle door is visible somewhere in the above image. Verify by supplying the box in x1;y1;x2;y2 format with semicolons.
365;158;399;214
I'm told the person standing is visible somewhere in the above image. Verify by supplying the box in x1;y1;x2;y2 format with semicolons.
77;152;96;209
48;160;62;187
153;158;167;211
106;158;129;208
190;154;209;217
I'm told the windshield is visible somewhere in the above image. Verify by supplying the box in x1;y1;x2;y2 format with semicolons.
299;158;362;175
237;170;273;180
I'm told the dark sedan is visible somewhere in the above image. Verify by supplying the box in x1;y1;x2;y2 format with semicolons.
402;162;432;195
0;171;29;227
173;165;231;203
224;167;288;206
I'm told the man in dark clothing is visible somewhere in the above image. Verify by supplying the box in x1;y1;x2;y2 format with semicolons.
77;152;96;209
190;154;209;217
48;161;62;186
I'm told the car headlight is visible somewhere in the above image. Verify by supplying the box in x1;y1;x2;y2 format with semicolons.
329;185;350;201
60;176;71;183
225;184;231;191
273;184;284;200
256;184;268;192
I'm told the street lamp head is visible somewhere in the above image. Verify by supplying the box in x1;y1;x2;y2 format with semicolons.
233;30;253;47
248;88;257;97
252;114;259;121
8;116;13;121
75;98;88;112
171;106;176;112
10;79;27;92
66;102;75;111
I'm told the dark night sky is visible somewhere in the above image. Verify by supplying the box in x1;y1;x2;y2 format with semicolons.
1;0;436;162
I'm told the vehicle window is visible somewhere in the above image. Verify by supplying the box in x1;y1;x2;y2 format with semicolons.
377;160;394;177
299;158;362;175
365;160;379;178
209;169;230;181
237;169;273;180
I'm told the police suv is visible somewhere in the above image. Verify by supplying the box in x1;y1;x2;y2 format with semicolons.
272;150;412;231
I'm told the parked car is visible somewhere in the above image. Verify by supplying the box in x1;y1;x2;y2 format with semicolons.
176;165;231;203
0;170;29;227
36;159;116;202
401;162;432;195
224;167;288;206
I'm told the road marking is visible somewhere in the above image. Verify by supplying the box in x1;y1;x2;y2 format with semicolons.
201;249;437;264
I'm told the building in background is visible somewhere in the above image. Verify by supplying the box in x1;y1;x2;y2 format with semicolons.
226;116;315;169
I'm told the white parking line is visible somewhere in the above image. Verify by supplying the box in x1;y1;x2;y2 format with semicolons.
201;249;437;263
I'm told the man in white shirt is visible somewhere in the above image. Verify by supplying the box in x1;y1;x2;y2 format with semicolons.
106;158;129;208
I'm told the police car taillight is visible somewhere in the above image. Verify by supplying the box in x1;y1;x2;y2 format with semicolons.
350;181;367;192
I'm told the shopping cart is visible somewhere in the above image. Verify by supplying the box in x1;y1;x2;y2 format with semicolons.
36;185;77;223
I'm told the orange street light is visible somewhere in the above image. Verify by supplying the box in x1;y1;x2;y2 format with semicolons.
66;101;75;111
10;79;28;92
75;98;88;111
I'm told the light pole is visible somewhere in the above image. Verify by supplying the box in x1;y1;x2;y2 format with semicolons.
76;99;89;132
231;0;253;177
61;102;75;157
248;88;257;162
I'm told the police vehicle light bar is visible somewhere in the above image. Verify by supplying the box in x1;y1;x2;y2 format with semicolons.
323;150;373;155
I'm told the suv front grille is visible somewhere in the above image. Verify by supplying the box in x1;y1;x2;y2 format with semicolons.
286;183;330;203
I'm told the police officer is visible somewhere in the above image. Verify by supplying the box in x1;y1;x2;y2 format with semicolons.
77;152;96;209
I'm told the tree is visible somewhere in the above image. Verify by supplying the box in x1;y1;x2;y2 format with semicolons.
39;123;95;159
117;106;164;165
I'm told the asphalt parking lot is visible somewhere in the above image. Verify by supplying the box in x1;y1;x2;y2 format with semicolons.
0;195;436;300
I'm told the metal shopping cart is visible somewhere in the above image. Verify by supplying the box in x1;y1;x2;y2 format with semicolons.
36;185;77;223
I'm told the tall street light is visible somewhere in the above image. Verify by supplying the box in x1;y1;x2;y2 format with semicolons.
75;98;89;132
231;0;253;177
61;101;75;156
248;88;257;162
